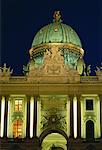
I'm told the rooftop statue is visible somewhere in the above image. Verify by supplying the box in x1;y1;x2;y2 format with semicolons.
76;58;86;75
96;62;102;71
0;63;13;77
53;11;62;22
86;65;91;76
95;63;102;81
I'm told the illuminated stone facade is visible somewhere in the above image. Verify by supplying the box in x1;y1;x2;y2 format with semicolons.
0;11;102;150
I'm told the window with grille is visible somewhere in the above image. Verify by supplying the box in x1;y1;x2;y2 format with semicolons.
13;120;23;138
14;100;22;112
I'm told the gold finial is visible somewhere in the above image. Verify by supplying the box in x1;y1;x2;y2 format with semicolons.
53;11;61;22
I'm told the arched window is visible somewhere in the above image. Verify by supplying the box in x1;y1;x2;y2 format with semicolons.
86;120;94;140
13;120;23;138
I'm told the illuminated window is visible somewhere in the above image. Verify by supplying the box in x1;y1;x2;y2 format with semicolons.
13;120;23;138
86;99;93;110
14;100;22;112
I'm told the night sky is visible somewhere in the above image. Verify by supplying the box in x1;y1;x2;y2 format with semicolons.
1;0;102;75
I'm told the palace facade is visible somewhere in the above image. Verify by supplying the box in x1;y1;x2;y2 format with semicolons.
0;11;102;150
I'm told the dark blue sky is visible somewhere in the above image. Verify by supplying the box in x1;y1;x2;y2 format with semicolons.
1;0;102;75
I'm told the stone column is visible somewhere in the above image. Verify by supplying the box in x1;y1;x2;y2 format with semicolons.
37;99;41;137
7;99;10;138
69;95;74;138
4;96;8;138
0;96;5;137
73;96;77;138
33;96;38;137
26;96;30;138
30;97;34;138
77;95;81;138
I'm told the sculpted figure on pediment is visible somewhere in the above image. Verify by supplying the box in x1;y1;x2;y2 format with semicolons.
27;45;80;82
50;45;64;63
44;46;64;65
44;49;51;63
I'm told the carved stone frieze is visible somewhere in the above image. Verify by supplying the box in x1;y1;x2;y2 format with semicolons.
40;95;67;134
27;45;80;83
41;108;67;133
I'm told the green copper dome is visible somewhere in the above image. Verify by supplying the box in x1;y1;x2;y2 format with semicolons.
32;21;82;48
26;11;84;74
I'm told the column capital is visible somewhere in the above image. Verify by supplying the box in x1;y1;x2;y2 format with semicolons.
34;95;40;98
98;94;102;100
76;94;81;100
26;95;31;101
69;94;74;100
5;95;9;100
34;95;40;102
2;95;10;101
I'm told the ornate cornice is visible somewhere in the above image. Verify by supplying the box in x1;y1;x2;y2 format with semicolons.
29;43;84;59
0;83;102;95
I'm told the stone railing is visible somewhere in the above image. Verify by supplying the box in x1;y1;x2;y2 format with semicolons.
10;76;27;83
0;74;102;84
80;76;98;82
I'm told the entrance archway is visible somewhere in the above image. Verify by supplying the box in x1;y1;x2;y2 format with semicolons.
86;120;94;140
39;129;68;150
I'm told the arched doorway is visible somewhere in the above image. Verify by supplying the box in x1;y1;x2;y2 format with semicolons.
39;129;68;150
86;120;94;140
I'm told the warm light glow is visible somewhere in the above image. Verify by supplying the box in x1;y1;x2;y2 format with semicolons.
30;97;34;138
13;120;23;138
73;97;77;138
1;97;5;137
7;101;10;137
14;99;22;112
